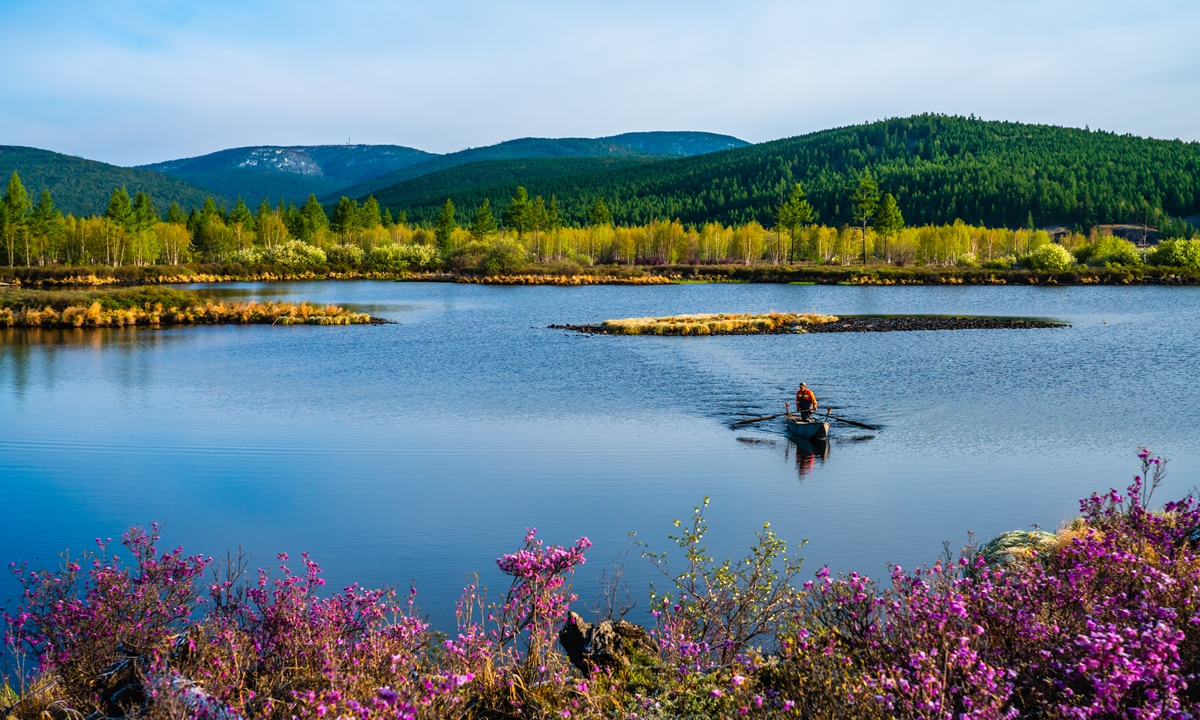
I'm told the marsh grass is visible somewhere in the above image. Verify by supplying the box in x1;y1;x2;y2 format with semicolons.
600;312;838;336
0;287;372;328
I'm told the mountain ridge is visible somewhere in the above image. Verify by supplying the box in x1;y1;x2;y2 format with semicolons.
372;115;1200;230
0;145;219;217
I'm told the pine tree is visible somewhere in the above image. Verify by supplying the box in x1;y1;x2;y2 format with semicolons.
382;208;394;228
331;197;358;236
360;196;382;229
434;198;457;253
531;195;548;260
588;196;612;227
775;183;815;263
167;202;187;225
1;172;31;266
504;186;534;237
30;190;64;265
132;192;158;233
873;192;905;263
470;198;498;240
229;196;254;230
201;197;222;220
107;187;134;226
300;194;329;239
848;170;880;264
546;196;563;231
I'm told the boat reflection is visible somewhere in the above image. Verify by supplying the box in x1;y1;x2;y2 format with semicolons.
787;436;829;480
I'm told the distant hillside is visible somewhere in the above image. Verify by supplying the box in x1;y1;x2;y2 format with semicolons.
141;145;434;205
0;146;216;216
388;116;1200;228
359;157;663;214
601;131;749;156
332;132;747;201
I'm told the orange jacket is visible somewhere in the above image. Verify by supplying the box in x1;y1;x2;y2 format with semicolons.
796;387;817;411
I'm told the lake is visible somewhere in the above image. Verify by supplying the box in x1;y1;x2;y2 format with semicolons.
2;281;1198;629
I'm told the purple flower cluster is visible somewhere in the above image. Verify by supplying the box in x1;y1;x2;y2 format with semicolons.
5;450;1199;719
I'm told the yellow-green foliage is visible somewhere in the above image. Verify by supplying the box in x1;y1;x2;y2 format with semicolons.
601;312;837;335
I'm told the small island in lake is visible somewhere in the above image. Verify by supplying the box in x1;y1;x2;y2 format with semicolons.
0;286;379;328
550;312;1066;335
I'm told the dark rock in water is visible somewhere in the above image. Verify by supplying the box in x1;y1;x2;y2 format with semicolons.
550;315;1066;336
559;612;659;676
93;643;150;718
86;641;243;720
803;316;1064;333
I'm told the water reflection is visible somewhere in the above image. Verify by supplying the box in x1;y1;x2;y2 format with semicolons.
0;326;184;397
787;437;830;480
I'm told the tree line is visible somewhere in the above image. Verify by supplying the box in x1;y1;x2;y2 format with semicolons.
3;167;1197;271
379;115;1200;234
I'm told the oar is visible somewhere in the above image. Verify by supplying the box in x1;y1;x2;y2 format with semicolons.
823;410;878;431
732;413;785;427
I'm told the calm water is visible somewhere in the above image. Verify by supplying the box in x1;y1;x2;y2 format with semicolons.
2;282;1198;629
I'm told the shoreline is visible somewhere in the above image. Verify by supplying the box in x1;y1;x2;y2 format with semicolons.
2;263;1199;287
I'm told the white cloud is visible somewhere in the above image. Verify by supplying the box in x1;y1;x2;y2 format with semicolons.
1;0;1197;164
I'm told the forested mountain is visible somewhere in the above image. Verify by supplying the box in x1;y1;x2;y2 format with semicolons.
360;156;664;214
601;131;749;156
381;116;1200;229
332;133;747;200
0;146;215;217
141;145;434;206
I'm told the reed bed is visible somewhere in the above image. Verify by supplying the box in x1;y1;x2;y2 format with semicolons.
0;287;372;328
600;311;838;335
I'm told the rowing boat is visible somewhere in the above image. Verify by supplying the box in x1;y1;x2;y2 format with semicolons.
784;414;829;440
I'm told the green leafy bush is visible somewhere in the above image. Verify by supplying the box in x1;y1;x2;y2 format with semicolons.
365;243;441;272
480;238;527;275
259;241;327;268
1075;236;1142;267
1023;243;1075;271
1148;238;1200;269
230;247;263;265
327;244;364;266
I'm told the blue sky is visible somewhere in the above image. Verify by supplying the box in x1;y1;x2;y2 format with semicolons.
1;0;1197;165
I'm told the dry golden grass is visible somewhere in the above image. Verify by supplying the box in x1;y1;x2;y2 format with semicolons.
600;312;838;335
0;300;372;328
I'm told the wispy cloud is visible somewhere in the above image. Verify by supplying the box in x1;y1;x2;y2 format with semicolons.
2;0;1197;165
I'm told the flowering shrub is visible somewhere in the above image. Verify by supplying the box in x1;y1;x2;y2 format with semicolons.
262;240;327;268
5;450;1200;719
326;244;365;266
4;524;209;712
1023;243;1076;271
365;243;441;272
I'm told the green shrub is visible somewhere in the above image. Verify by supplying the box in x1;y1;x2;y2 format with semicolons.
956;252;979;267
230;247;263;265
365;243;441;272
479;238;527;275
1148;238;1200;269
327;244;364;266
1075;235;1141;267
981;256;1014;270
260;241;327;268
1023;243;1075;271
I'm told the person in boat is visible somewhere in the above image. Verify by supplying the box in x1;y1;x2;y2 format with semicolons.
795;382;817;422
